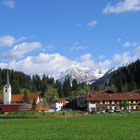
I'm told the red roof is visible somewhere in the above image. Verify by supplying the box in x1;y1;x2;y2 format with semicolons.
13;93;39;103
87;93;140;101
0;93;39;103
12;94;24;102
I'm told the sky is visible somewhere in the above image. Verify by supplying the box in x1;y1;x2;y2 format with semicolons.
0;0;140;76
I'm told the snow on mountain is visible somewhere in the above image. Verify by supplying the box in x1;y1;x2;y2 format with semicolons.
56;65;103;84
104;67;118;76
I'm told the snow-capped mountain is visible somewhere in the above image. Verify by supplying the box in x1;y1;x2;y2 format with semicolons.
104;67;118;76
56;65;103;84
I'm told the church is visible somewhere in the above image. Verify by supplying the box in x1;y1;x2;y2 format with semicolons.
0;71;20;112
0;71;47;112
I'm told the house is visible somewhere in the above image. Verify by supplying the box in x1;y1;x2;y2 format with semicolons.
76;92;140;112
49;98;69;111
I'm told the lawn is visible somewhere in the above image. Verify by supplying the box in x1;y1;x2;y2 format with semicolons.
0;112;140;140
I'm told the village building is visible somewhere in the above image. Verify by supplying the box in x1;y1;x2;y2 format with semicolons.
76;92;140;112
49;98;69;112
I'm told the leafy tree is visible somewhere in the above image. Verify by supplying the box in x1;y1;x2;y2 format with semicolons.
46;86;58;102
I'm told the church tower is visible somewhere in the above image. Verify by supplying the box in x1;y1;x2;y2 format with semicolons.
3;71;12;104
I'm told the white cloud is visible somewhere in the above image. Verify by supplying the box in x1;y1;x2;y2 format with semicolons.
87;20;97;28
135;46;140;56
103;0;140;14
0;35;15;47
1;53;77;75
5;42;42;59
123;41;138;48
0;51;112;76
2;0;16;9
79;53;111;74
113;52;131;64
71;42;87;51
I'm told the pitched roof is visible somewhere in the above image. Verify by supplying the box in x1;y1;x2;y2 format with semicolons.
13;93;39;103
87;93;140;101
12;94;24;102
0;93;39;103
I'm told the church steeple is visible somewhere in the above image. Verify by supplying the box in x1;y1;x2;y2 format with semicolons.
3;69;12;104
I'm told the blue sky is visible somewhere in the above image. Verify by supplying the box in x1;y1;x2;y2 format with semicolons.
0;0;140;76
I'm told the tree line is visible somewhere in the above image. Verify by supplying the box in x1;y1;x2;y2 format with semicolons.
0;68;91;101
94;59;140;92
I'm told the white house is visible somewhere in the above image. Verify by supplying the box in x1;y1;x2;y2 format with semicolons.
77;92;140;112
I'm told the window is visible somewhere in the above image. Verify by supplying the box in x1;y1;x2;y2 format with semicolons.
109;101;112;104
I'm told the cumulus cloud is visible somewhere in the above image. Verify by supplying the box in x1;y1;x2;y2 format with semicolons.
70;42;87;51
113;52;131;64
87;20;97;28
0;35;15;47
103;0;140;14
135;46;140;56
79;53;111;74
5;42;42;59
1;53;77;75
2;0;16;9
0;51;112;76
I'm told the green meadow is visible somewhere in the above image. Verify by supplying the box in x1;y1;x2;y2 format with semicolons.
0;112;140;140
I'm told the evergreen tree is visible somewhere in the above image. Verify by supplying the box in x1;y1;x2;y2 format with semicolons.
56;80;64;98
41;74;48;97
72;79;78;90
63;77;71;97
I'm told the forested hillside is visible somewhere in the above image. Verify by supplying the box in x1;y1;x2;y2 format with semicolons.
94;59;140;92
0;69;90;101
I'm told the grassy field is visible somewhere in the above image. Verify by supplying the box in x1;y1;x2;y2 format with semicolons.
0;112;140;140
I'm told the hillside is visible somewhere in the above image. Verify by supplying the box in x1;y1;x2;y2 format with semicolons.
93;59;140;92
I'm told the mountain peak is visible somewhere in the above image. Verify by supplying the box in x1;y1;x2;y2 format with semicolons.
56;65;102;84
